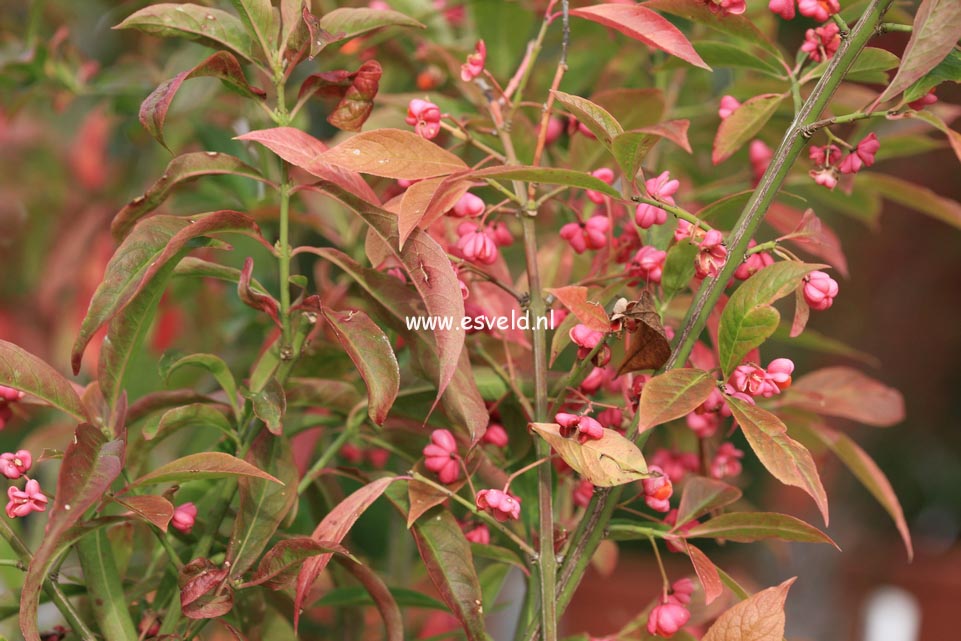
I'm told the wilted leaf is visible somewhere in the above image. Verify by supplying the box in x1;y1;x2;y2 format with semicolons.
779;367;904;427
131;452;283;487
294;476;400;630
298;60;382;131
712;93;784;164
876;0;961;104
322;308;400;425
717;261;823;376
615;293;672;375
702;578;796;641
138;51;265;148
546;286;609;332
571;4;710;70
244;537;352;589
302;4;343;59
115;4;259;63
0;340;88;422
411;508;486;641
530;422;649;487
726;398;829;525
227;430;299;578
20;424;124;641
179;558;233;619
686;512;836;546
675;476;742;525
112;152;269;241
251;377;286;435
637;369;716;432
238;257;281;325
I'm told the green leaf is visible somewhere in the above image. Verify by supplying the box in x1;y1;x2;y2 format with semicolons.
861;173;961;230
661;241;698;301
906;110;961;165
637;368;716;432
243;537;353;590
726;397;829;525
131;452;283;487
675;476;742;525
229;0;276;58
20;425;125;641
161;352;241;419
611;131;660;182
411;508;486;641
227;430;299;578
778;367;904;427
712;93;784;164
0;340;87;422
173;257;271;295
72;212;265;375
251;377;286;435
686;512;836;546
112;152;268;241
142;403;235;442
690;41;787;78
552;90;623;147
318;7;424;41
717;261;822;376
139;51;265;149
322;308;400;425
876;0;961;104
795;420;912;560
313;585;447;611
530;422;649;487
469;543;528;575
702;578;796;641
807;47;900;83
114;3;260;63
904;49;961;103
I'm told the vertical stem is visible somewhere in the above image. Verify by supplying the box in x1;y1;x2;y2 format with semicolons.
278;171;293;353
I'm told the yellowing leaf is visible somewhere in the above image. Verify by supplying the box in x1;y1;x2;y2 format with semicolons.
702;578;796;641
637;368;716;432
530;422;649;487
779;367;904;427
712;93;784;165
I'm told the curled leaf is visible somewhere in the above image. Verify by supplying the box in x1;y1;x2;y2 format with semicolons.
299;60;382;131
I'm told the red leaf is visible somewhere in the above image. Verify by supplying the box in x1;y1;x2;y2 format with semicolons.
238;257;281;326
130;452;283;487
765;205;848;277
179;558;233;620
319;129;469;179
237;129;381;205
779;367;905;427
726;398;829;525
113;494;174;531
675;476;742;525
546;286;609;332
139;51;265;149
702;578;796;641
299;60;382;131
637;119;692;153
685;512;837;546
243;537;352;590
0;340;89;422
682;542;724;605
390;176;470;247
294;476;402;631
570;4;710;70
20;425;124;641
321;308;400;425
